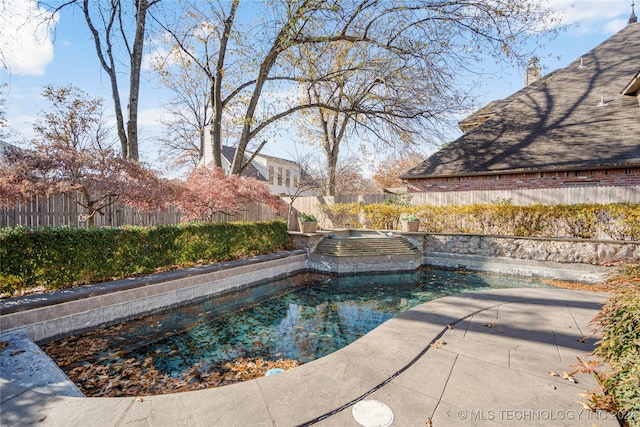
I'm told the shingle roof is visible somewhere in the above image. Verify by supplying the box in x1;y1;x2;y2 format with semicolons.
403;22;640;179
221;145;267;182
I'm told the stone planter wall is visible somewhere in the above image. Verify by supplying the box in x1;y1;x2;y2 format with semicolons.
395;233;639;282
417;234;638;266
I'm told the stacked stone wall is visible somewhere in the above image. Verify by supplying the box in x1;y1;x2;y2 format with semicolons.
414;234;639;266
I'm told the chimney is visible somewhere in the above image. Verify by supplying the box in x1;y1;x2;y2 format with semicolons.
525;57;541;87
630;1;638;24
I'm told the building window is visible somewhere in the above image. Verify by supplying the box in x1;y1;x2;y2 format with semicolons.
293;172;299;187
268;166;274;184
277;167;283;186
285;169;291;187
563;181;599;188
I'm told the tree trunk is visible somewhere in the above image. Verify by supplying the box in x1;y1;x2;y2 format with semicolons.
326;149;338;196
83;0;128;158
210;0;238;169
126;0;152;161
210;81;222;167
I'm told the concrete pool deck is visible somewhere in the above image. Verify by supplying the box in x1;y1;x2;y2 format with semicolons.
0;287;618;427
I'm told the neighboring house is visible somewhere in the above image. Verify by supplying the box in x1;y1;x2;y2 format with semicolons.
0;140;16;154
402;16;640;193
200;135;318;196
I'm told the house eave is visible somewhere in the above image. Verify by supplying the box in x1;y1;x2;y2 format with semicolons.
401;163;640;180
622;70;640;95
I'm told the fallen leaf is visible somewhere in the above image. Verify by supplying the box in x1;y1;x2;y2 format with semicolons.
483;323;495;328
577;401;594;411
446;324;453;330
576;337;587;343
9;350;26;357
136;397;144;402
435;339;446;345
425;417;433;426
498;330;505;334
38;416;47;422
430;343;441;349
562;372;578;383
549;371;560;377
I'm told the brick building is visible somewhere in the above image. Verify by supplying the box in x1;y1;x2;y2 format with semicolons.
402;17;640;193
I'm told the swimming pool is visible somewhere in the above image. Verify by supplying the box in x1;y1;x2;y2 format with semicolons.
41;268;551;396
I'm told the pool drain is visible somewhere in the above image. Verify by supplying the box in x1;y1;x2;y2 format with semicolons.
352;400;394;427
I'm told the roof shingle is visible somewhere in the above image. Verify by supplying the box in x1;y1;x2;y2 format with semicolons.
403;23;640;179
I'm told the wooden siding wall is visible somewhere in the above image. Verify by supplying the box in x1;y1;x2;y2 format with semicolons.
0;195;282;228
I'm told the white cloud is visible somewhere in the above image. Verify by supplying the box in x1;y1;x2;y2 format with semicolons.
603;18;629;33
0;0;57;75
142;46;170;72
7;113;37;140
547;0;630;32
138;107;171;127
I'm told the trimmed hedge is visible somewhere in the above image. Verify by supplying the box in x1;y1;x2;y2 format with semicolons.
320;202;640;240
0;221;289;295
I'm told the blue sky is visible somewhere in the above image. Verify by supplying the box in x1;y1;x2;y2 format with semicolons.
1;0;637;171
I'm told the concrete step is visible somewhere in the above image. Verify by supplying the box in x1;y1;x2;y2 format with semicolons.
313;236;420;257
309;235;423;273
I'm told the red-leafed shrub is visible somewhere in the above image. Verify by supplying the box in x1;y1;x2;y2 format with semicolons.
175;167;285;222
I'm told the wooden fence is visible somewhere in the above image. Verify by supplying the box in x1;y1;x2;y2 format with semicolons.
3;186;638;229
290;186;640;229
0;195;282;228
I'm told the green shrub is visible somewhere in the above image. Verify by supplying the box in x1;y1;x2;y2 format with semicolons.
298;213;316;222
0;221;288;296
580;265;640;426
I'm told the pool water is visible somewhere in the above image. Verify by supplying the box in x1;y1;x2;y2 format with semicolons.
42;269;550;396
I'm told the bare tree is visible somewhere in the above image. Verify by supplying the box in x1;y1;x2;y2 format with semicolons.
152;0;239;169
0;84;10;142
373;148;425;190
41;0;161;160
279;147;323;229
335;156;379;196
153;0;560;178
154;54;212;169
294;0;561;195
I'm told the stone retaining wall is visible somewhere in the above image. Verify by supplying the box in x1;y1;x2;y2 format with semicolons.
413;234;638;265
399;233;638;282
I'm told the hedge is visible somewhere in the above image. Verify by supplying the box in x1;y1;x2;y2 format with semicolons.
0;221;289;295
320;202;640;240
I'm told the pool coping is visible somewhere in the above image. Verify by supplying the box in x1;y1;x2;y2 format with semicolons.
0;250;308;316
0;250;309;343
0;287;615;426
